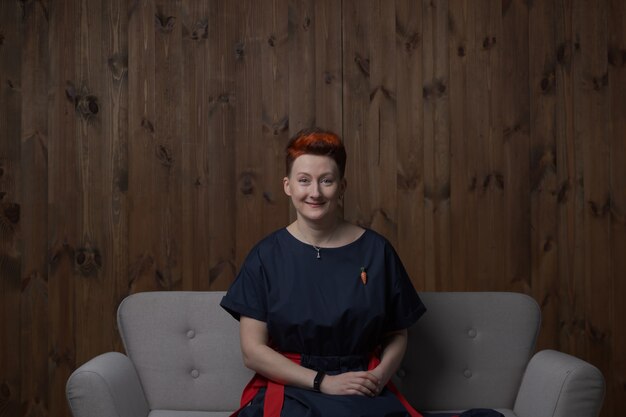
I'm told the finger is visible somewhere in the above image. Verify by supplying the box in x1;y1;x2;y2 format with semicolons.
360;371;381;385
353;379;377;397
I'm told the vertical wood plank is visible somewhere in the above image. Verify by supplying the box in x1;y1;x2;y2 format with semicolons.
314;0;342;134
448;0;470;291
555;0;586;357
576;0;612;410
608;0;626;412
288;0;342;222
343;0;398;244
480;0;505;291
72;0;114;374
128;0;161;293
501;0;530;294
342;0;373;230
180;0;207;291
71;0;129;366
233;0;271;264
181;0;237;291
154;0;184;291
260;0;290;231
20;0;50;413
288;0;315;133
0;0;22;415
206;0;237;290
47;0;79;415
422;0;451;291
458;2;492;290
529;0;560;350
102;0;129;352
371;0;398;245
395;0;425;288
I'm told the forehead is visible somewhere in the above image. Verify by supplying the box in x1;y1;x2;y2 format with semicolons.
290;154;340;175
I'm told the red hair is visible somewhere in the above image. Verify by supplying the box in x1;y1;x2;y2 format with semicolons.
285;128;347;178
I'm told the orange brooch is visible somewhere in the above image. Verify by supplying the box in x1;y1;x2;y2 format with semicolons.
360;267;367;285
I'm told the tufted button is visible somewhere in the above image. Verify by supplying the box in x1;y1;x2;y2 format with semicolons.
467;328;477;338
191;369;200;378
396;368;406;378
187;330;196;339
463;369;472;378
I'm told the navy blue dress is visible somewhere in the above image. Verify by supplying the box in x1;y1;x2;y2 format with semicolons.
221;228;426;417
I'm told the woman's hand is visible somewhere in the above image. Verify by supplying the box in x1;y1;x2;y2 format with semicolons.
320;371;382;397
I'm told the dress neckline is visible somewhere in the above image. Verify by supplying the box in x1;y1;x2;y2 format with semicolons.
282;227;369;251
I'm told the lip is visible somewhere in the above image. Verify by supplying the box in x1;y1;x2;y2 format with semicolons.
306;201;326;208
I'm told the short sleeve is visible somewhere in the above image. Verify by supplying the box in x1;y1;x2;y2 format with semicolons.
383;242;426;331
220;247;268;322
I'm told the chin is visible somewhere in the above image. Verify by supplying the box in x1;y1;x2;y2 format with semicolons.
299;208;337;222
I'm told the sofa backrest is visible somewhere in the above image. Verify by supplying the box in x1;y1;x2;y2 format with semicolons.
394;292;540;411
117;291;253;412
118;291;540;413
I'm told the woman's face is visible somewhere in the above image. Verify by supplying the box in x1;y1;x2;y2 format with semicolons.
283;154;346;224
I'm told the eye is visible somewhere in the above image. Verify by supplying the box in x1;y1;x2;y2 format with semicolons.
298;177;310;184
321;178;334;185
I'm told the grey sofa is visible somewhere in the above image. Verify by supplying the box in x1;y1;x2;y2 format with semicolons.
66;291;605;417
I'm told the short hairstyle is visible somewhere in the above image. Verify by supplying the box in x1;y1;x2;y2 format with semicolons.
285;128;347;178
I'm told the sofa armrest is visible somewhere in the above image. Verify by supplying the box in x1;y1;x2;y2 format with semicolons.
66;352;150;417
513;349;604;417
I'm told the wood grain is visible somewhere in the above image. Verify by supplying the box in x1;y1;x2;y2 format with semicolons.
47;1;79;416
0;0;22;415
2;1;626;416
529;0;560;350
395;0;425;288
608;0;626;412
422;0;451;291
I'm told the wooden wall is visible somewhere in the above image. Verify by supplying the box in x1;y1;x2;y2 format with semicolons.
0;0;624;416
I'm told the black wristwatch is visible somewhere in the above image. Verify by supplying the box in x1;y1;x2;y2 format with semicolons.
313;371;326;392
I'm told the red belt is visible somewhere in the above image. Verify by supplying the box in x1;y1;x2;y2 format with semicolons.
229;352;423;417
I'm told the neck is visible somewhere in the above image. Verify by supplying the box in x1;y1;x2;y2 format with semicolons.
295;217;342;247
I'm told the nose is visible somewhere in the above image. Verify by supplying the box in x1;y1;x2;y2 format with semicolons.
310;182;322;198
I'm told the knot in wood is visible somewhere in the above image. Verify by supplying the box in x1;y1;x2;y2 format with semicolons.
303;16;311;30
592;73;608;91
239;172;256;196
482;36;496;50
354;54;370;77
155;13;176;33
608;48;626;68
74;246;102;276
155;269;172;289
3;202;20;224
156;144;174;167
76;95;99;118
191;19;208;40
107;53;128;81
235;42;245;59
540;71;556;93
405;33;419;53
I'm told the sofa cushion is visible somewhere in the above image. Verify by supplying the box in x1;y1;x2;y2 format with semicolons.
395;292;540;411
118;292;253;412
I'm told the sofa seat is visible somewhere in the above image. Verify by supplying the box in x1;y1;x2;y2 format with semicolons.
66;291;604;417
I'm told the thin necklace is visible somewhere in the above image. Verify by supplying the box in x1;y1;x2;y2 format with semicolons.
297;223;339;259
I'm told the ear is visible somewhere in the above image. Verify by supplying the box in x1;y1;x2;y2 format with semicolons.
340;177;347;195
283;176;292;196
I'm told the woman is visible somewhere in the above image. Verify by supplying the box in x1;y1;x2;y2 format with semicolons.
220;127;426;417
